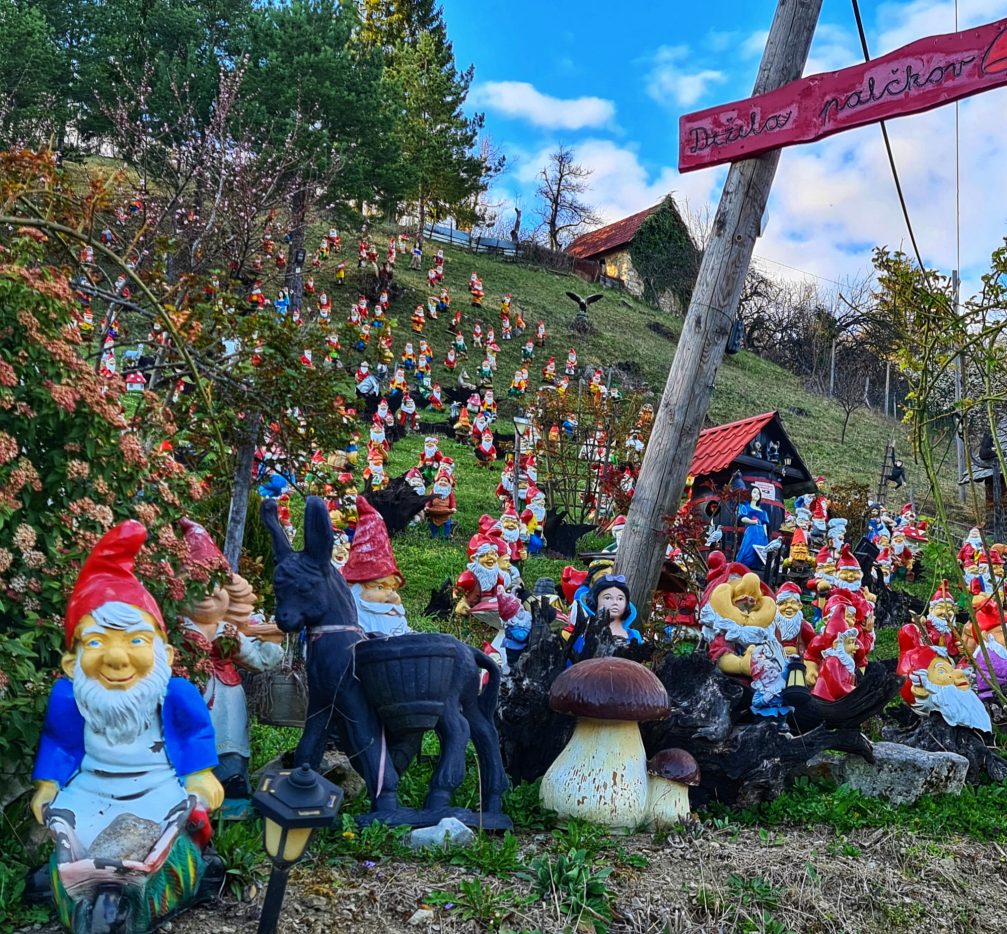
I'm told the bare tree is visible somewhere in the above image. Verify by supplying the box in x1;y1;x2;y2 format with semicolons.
535;146;599;250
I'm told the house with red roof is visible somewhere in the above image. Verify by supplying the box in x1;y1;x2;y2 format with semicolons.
565;196;698;312
687;411;816;553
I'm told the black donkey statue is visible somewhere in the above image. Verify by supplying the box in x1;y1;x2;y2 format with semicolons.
263;496;511;829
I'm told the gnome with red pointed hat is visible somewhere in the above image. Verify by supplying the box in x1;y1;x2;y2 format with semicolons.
453;534;506;623
897;624;991;731
341;497;411;636
808;608;861;701
31;521;223;873
925;579;961;658
774;580;815;657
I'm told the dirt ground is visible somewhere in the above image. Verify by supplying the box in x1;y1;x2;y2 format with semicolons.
17;825;1007;934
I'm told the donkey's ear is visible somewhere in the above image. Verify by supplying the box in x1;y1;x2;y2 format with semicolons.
303;496;335;566
261;497;294;563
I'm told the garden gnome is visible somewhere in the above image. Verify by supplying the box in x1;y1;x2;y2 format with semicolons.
897;625;991;731
808;610;861;701
426;468;457;539
706;572;790;721
958;527;985;567
498;587;533;669
417;435;444;483
31;522;223;927
179;519;283;799
926;580;961;658
963;590;1007;700
341;497;412;636
475;429;497;466
774;580;815;657
454;534;506;623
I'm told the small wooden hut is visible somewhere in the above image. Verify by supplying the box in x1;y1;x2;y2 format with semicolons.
688;411;816;551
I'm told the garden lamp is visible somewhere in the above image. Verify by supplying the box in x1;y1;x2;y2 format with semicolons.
781;656;809;706
252;764;343;934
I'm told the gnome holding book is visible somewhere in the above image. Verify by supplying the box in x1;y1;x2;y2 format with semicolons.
31;522;224;929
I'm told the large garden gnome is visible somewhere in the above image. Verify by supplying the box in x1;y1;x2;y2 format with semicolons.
341;496;412;636
31;521;223;932
179;519;283;800
897;625;991;731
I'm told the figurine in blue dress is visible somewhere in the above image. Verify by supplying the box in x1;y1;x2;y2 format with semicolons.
736;485;771;570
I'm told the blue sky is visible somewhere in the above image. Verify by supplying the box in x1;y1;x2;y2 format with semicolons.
442;0;1007;296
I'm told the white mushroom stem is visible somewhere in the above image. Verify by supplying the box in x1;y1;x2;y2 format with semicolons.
540;718;649;829
645;776;691;830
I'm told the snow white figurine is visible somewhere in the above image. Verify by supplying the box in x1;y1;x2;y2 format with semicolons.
736;485;770;570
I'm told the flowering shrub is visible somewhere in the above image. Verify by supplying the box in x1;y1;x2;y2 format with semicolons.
0;234;220;779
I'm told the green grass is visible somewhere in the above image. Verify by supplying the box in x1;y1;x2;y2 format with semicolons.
305;224;957;507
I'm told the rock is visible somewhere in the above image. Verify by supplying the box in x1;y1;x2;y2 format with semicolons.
408;908;435;925
406;817;475;850
806;741;968;805
89;813;162;861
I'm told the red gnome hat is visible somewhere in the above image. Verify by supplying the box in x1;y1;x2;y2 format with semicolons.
837;543;860;571
179;517;228;570
65;520;164;648
775;581;803;601
496;586;521;623
895;623;937;676
341;497;403;586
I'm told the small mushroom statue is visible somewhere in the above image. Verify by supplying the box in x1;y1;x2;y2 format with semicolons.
645;749;700;830
540;657;670;828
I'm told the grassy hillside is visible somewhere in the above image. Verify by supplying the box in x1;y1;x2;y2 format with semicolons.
337;228;949;505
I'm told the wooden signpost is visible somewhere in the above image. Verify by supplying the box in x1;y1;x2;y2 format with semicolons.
617;3;1007;612
680;17;1007;171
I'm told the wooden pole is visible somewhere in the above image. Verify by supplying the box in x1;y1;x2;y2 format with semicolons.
615;0;823;612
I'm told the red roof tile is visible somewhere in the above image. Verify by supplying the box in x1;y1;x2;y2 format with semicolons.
689;412;777;478
565;204;661;259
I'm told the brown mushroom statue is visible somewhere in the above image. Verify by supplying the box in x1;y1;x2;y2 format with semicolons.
541;657;670;828
645;749;700;830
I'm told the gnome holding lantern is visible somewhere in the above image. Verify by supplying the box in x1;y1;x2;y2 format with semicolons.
178;519;283;800
773;581;815;657
897;625;991;732
341;497;412;636
31;522;223;930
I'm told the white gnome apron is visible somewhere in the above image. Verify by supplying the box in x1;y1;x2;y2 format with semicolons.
50;717;188;854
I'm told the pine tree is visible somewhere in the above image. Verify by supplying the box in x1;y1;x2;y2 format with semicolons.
386;28;485;238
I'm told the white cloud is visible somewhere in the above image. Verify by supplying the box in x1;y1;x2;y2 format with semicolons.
469;81;615;130
504;138;724;234
803;22;859;75
741;29;770;59
646;45;727;108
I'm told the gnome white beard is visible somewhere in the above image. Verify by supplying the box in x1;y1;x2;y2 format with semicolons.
914;673;992;732
775;611;803;642
928;612;952;635
73;639;171;747
468;560;500;593
531;503;546;522
351;583;410;634
822;641;857;675
833;576;862;592
501;525;520;544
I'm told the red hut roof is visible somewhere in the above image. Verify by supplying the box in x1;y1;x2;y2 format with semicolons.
565;204;660;260
690;412;776;477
